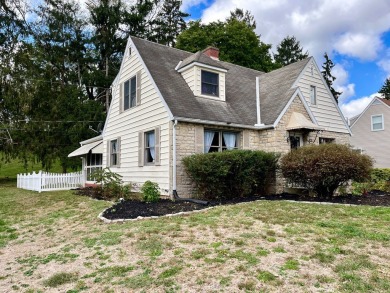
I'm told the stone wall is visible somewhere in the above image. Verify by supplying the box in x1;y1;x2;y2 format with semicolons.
173;95;351;197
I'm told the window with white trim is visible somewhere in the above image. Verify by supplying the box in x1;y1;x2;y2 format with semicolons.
310;85;316;105
85;153;102;181
319;137;335;144
371;114;384;131
204;130;238;153
124;76;136;110
145;130;155;164
201;70;219;97
110;139;119;166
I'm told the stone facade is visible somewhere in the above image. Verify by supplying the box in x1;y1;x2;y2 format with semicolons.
173;95;350;197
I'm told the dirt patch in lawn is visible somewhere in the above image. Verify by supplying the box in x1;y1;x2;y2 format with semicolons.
102;191;390;220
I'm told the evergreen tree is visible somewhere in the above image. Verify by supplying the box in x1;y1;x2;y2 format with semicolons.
273;35;308;67
152;0;189;46
87;0;124;111
176;13;276;72
321;52;342;104
379;78;390;100
23;0;105;171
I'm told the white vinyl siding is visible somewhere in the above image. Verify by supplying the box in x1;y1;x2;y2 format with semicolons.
371;114;384;131
350;101;390;168
296;61;349;134
103;45;170;191
181;66;196;92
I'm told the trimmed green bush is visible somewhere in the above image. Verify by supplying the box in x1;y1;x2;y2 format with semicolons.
141;180;160;202
182;150;279;200
280;144;373;198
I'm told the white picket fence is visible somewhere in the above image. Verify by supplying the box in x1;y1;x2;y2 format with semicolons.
17;171;85;192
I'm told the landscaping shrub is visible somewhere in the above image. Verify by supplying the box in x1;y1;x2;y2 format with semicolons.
351;168;390;194
280;144;373;198
141;180;160;202
75;168;133;200
182;150;279;200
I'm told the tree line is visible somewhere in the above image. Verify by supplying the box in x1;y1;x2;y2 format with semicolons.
0;1;341;171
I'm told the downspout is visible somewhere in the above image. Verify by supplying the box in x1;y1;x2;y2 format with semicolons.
255;76;264;127
172;119;208;205
173;119;178;194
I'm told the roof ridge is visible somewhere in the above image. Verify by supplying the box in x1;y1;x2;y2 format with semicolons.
130;35;193;55
131;35;265;75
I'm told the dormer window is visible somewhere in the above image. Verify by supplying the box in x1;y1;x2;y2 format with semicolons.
201;70;219;97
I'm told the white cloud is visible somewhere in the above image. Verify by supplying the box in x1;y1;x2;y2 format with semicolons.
340;94;377;119
200;0;390;61
334;33;382;61
332;64;355;104
377;49;390;77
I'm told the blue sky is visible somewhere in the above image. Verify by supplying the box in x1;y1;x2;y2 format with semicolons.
182;0;390;118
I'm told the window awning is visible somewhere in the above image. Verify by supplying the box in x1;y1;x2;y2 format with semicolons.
286;112;324;131
68;141;103;157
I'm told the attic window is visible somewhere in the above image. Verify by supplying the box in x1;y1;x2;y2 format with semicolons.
124;76;137;110
310;86;316;105
201;70;219;97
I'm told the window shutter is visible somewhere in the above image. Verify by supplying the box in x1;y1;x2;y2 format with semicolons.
138;131;144;167
117;137;121;167
154;127;161;166
119;83;123;113
194;125;204;153
243;130;250;149
136;71;141;106
106;140;110;167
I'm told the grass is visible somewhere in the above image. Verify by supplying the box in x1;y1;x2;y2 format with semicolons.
0;186;389;292
0;154;64;179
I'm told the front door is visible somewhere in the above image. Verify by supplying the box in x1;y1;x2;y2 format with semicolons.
290;133;303;150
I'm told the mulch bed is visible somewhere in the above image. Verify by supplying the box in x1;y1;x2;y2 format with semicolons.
102;191;390;220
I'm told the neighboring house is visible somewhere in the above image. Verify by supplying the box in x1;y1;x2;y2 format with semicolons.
349;97;390;168
69;36;351;196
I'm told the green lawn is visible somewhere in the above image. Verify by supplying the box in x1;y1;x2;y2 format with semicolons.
0;155;66;179
0;185;389;292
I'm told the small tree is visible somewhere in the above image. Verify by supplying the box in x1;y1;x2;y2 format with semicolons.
379;78;390;100
280;144;373;198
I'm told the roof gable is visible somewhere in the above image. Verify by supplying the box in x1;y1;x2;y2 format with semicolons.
351;96;390;128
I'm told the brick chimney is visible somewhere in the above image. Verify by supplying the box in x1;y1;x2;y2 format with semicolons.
202;46;219;60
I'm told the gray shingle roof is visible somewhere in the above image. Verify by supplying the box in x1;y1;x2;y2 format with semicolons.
131;36;310;127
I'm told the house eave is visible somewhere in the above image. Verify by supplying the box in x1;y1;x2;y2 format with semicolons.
176;62;228;73
173;117;274;130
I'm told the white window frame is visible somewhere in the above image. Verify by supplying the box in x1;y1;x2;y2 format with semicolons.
371;114;384;131
110;139;119;166
124;75;137;110
201;70;219;97
144;130;155;165
310;85;316;105
204;130;239;153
